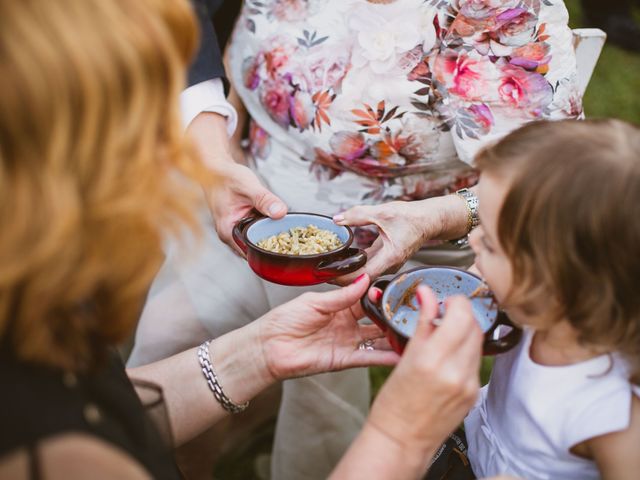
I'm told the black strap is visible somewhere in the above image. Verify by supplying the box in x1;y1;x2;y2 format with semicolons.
27;443;41;480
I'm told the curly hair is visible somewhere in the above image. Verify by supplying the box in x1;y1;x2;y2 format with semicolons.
0;0;212;370
476;119;640;384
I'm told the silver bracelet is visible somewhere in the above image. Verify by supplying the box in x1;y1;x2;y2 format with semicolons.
197;341;249;414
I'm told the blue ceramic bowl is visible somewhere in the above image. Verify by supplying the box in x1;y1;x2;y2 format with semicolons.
361;267;522;355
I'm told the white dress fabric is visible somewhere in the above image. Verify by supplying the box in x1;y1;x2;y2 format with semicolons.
465;328;640;480
228;0;581;214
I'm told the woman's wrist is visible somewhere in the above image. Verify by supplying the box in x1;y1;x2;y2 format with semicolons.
416;189;476;242
332;419;434;479
207;321;276;405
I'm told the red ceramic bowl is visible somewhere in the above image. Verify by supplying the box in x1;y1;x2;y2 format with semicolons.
232;213;367;286
361;267;522;355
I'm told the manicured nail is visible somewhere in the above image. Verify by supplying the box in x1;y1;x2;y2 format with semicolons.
333;214;345;223
269;203;284;216
354;273;367;284
416;288;423;306
374;288;383;302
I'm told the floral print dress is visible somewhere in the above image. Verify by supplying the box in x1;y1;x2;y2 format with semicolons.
229;0;581;221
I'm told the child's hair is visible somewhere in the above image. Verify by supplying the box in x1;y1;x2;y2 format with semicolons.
476;119;640;384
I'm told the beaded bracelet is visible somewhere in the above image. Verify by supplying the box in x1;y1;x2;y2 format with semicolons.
197;341;249;414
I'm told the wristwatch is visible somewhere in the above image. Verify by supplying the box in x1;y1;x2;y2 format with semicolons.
450;188;479;248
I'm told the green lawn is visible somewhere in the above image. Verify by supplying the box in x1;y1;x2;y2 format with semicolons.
565;0;640;123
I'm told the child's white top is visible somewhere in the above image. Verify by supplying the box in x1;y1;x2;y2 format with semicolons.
465;328;640;479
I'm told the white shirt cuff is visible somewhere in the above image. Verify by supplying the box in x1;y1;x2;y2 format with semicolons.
180;78;238;136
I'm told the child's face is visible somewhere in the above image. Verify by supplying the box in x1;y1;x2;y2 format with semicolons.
469;172;540;329
469;172;513;307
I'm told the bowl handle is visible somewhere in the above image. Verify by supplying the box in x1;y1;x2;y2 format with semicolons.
360;277;392;332
482;312;523;355
232;216;258;255
315;248;367;277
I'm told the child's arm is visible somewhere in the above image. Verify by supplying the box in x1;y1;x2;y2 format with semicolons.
585;394;640;479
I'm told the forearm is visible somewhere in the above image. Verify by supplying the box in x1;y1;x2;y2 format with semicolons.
227;85;248;155
331;421;434;479
127;321;274;447
188;111;236;171
413;187;477;242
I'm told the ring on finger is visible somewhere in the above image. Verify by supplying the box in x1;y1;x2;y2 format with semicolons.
358;339;376;351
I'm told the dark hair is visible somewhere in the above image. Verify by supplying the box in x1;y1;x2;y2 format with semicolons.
476;119;640;384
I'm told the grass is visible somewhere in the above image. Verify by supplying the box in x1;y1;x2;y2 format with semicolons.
566;1;640;123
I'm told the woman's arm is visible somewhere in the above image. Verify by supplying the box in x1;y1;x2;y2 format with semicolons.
127;276;398;446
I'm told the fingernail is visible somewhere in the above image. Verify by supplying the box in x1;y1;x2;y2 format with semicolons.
333;214;345;223
416;289;423;306
268;203;284;216
354;273;366;284
374;289;383;302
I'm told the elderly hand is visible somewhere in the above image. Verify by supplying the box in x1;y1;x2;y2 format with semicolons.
257;275;400;382
367;285;483;460
333;195;469;284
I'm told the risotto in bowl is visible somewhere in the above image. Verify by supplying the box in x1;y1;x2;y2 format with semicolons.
233;213;367;286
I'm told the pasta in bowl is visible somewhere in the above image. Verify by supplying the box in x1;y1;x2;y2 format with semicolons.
233;213;367;286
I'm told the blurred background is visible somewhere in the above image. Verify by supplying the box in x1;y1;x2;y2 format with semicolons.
214;1;640;477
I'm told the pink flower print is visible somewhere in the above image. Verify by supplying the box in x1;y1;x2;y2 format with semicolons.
458;0;520;20
329;131;368;161
289;89;314;131
467;104;494;134
249;122;271;160
269;0;308;22
434;51;496;102
264;45;292;79
260;80;293;128
493;8;537;48
498;65;552;115
242;56;261;90
510;42;551;73
311;147;343;180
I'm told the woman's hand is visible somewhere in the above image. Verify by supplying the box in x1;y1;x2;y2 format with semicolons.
188;112;288;256
367;286;482;462
331;286;483;479
257;275;400;382
206;162;287;255
332;195;470;284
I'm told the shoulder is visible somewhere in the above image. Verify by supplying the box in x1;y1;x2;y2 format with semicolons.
585;394;640;479
0;433;151;480
564;356;639;457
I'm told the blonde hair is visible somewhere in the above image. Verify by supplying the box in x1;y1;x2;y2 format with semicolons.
476;119;640;383
0;0;210;369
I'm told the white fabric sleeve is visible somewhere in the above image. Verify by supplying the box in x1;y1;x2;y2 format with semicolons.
438;1;581;165
562;383;633;450
180;78;238;135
